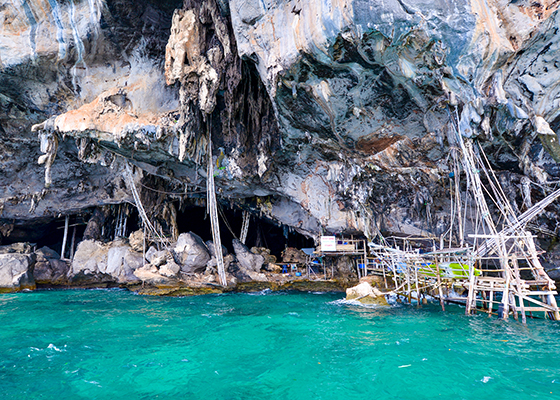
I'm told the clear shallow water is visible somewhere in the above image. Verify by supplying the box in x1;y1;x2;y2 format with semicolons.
1;289;559;400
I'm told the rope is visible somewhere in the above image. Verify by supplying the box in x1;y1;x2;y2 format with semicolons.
124;162;170;249
207;129;227;286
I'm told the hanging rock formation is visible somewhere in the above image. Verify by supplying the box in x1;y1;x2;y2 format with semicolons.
2;0;560;285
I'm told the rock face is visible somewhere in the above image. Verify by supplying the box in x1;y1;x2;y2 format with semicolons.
3;0;560;277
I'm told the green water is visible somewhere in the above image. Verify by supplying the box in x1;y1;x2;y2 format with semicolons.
1;289;559;399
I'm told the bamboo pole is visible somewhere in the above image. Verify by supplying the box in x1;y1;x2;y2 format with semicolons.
488;280;494;316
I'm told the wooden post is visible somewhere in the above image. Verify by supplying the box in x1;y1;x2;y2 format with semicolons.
60;215;69;260
488;280;494;316
382;261;388;289
512;255;526;323
414;261;420;307
406;264;412;304
501;259;511;320
547;294;560;321
466;257;476;315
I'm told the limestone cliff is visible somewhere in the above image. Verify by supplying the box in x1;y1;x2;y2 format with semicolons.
2;0;560;267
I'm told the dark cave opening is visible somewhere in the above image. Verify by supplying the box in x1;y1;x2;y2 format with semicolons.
176;204;315;259
1;203;315;262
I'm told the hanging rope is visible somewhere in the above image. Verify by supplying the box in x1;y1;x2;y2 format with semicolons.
207;130;227;286
240;210;250;245
124;162;170;249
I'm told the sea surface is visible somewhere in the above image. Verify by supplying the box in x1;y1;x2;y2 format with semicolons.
1;289;559;400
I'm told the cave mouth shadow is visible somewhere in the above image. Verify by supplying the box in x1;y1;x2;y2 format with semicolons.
176;205;315;258
1;203;315;261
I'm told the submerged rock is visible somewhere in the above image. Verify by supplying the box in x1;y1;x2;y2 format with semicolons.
346;282;388;306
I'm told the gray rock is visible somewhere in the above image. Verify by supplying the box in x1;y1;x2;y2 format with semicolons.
34;246;69;284
174;232;210;274
205;240;228;258
0;253;36;291
232;239;264;273
145;246;158;262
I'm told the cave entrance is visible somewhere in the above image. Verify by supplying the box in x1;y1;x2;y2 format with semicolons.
175;204;314;259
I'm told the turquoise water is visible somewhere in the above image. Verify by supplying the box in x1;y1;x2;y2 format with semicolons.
1;289;559;400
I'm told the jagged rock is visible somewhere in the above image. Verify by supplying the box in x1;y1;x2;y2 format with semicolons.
34;246;69;285
129;230;145;253
0;253;36;291
281;247;307;264
174;232;210;273
232;239;265;274
346;282;388;306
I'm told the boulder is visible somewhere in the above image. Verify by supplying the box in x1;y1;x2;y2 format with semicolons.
232;239;264;273
174;232;210;274
346;282;388;306
34;246;69;285
0;253;36;291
